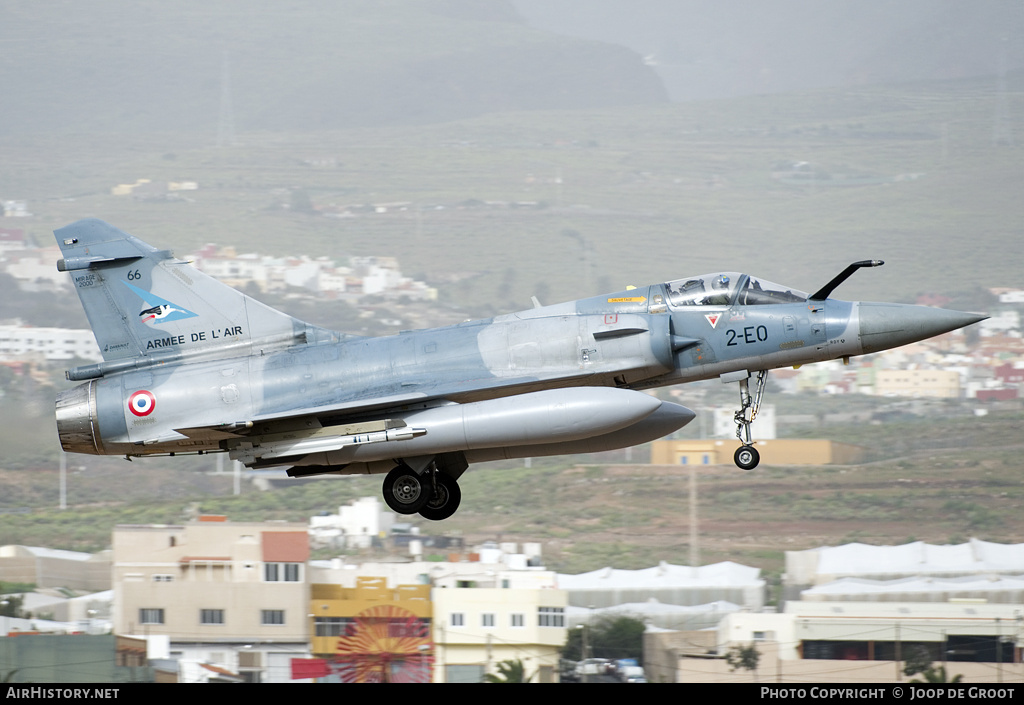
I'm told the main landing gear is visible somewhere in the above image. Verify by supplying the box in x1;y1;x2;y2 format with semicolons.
382;461;462;520
731;369;768;471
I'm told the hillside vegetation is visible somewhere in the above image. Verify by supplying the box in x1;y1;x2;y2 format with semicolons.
1;405;1021;580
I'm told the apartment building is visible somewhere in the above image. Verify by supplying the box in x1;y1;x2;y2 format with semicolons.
432;585;568;683
112;517;311;683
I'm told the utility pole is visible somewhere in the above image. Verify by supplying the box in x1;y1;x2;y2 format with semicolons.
689;466;699;567
996;617;1002;683
895;622;902;681
992;36;1013;147
217;49;236;148
59;450;67;509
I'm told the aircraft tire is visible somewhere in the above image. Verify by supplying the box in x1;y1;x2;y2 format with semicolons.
734;445;760;471
382;464;430;514
419;473;461;521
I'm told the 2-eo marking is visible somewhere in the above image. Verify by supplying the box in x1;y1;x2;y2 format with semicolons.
726;325;769;346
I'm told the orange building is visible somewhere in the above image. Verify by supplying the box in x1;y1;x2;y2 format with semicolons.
650;439;865;466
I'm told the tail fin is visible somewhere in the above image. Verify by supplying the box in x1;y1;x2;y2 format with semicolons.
55;219;334;376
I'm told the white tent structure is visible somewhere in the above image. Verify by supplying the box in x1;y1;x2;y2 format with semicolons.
786;539;1024;587
566;599;741;631
557;561;765;611
801;574;1024;603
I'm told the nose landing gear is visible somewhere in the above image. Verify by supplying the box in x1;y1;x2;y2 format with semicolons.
731;369;767;470
734;444;760;470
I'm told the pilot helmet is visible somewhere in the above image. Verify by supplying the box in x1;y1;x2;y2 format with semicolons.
713;274;730;290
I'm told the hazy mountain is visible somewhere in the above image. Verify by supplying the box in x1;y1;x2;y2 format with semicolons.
513;0;1024;101
0;0;666;136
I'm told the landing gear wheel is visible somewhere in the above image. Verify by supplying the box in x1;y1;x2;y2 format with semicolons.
734;445;760;470
419;472;461;521
731;369;768;470
382;464;430;515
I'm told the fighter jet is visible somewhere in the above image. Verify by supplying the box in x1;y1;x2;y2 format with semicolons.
54;219;985;520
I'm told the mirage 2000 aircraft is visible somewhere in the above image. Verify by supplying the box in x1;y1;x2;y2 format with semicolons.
54;219;985;520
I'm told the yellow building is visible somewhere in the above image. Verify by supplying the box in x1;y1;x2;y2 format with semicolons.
307;578;434;683
432;586;567;683
873;368;962;398
650;439;865;466
303;576;567;683
110;178;151;196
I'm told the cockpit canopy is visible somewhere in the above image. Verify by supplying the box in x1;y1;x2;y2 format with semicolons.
664;272;807;307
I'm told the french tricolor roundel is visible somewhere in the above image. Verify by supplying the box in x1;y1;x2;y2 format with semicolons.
128;390;156;417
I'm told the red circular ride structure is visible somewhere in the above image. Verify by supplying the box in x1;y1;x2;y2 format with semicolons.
332;604;434;683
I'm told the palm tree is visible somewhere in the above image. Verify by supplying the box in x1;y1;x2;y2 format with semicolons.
484;659;531;683
903;646;963;683
912;665;963;683
725;643;761;682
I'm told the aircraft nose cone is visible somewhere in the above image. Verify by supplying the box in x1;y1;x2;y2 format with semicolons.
858;303;987;354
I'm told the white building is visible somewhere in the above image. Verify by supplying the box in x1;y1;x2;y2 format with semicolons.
309;542;556;591
309;496;394;549
727;600;1022;665
712;404;776;439
189;245;434;301
0;325;101;362
1;246;70;291
649;601;1023;683
2;200;31;217
980;310;1022;336
998;289;1024;305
